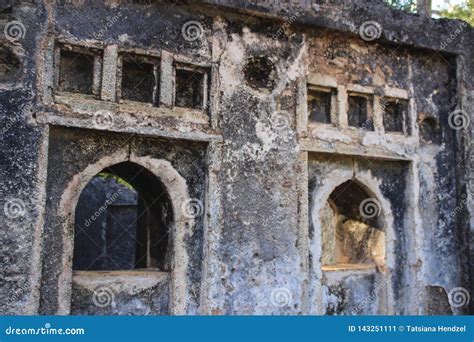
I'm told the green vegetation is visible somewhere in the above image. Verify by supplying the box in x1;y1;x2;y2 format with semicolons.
384;0;473;26
439;0;474;25
98;172;135;190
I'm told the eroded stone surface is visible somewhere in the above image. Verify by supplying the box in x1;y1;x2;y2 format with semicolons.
0;0;472;316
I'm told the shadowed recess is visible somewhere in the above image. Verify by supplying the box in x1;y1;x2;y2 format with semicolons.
73;161;173;272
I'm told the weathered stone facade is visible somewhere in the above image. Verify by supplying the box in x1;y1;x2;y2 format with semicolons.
0;0;472;315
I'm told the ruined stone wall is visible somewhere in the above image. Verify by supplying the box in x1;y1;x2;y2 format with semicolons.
0;0;472;315
0;0;48;315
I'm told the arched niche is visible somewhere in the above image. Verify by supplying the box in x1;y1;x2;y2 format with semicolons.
57;152;191;315
310;170;395;315
321;179;386;269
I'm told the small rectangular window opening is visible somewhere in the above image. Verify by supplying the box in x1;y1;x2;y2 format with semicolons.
383;98;409;134
308;86;334;124
58;47;100;95
174;65;207;110
120;53;159;104
348;94;373;130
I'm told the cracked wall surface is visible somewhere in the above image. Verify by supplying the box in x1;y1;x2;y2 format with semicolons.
0;0;472;315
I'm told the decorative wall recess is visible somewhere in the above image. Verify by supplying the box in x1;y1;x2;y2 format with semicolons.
383;98;410;134
174;64;207;110
56;44;102;96
119;53;160;104
243;56;276;91
347;93;373;130
307;86;336;124
303;75;411;139
321;180;385;268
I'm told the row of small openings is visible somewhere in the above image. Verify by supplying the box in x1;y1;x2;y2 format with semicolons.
308;85;410;134
56;45;207;110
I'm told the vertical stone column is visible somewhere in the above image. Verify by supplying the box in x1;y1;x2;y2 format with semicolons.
160;50;174;107
296;77;308;135
296;150;310;313
200;141;225;314
209;16;226;129
337;85;348;128
100;44;118;102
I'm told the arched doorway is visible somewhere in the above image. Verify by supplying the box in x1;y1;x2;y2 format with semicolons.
54;153;191;315
72;162;173;272
70;161;175;314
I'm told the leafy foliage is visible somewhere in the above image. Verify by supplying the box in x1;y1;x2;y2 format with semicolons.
384;0;473;25
439;0;474;25
98;172;134;190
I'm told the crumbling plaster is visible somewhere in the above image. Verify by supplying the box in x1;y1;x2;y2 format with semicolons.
0;0;472;315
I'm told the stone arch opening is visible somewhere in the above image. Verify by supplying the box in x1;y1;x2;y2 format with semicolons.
310;171;394;315
56;153;191;315
321;180;385;269
72;161;173;272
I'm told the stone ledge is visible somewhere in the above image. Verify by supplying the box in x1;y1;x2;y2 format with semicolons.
199;0;473;55
36;111;224;143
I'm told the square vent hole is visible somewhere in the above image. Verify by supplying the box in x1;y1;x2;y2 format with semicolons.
383;98;409;134
174;66;207;110
120;54;159;104
348;94;373;130
58;48;99;95
308;86;336;124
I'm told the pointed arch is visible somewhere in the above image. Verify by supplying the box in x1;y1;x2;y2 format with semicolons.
57;151;191;314
309;169;396;315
